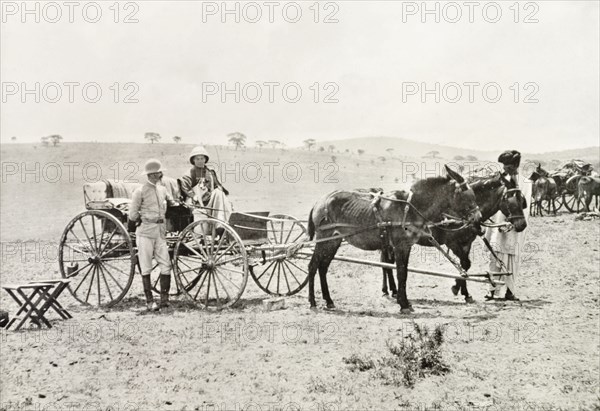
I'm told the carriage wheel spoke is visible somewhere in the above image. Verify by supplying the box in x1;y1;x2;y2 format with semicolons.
68;229;94;255
283;222;296;244
269;221;278;244
63;243;90;256
289;231;305;245
214;255;244;267
212;241;237;265
99;241;127;259
216;268;241;291
280;262;293;293
282;261;303;286
98;264;114;302
79;219;97;253
65;262;93;278
191;230;209;259
265;262;278;290
256;261;276;281
204;269;213;307
99;262;124;292
91;215;99;251
74;264;95;293
183;239;206;260
85;266;97;303
103;260;133;278
279;221;285;244
193;269;208;300
285;259;308;286
276;263;281;294
150;263;160;288
212;271;221;308
98;227;118;256
213;269;232;301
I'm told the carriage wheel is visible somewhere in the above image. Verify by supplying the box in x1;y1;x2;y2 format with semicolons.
173;219;248;309
554;195;564;212
59;210;135;307
563;192;584;213
250;214;309;296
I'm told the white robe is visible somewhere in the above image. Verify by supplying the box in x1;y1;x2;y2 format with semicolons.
486;174;532;295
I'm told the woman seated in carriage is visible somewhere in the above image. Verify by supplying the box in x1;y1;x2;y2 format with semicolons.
180;146;233;223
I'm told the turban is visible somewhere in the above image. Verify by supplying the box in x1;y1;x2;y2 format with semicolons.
498;150;521;167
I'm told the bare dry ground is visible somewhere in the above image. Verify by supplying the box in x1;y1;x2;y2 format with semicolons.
1;144;599;410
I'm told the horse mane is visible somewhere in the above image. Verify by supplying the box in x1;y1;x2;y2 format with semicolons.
411;176;451;194
468;172;504;191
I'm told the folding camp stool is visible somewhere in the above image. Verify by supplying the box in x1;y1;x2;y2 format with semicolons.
1;279;72;331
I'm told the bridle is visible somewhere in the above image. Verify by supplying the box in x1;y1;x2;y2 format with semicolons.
499;186;526;221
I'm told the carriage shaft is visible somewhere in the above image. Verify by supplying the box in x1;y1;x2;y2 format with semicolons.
322;254;506;285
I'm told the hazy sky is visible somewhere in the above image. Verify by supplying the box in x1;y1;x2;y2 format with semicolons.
1;1;598;152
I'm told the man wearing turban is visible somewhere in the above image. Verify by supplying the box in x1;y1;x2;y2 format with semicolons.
485;150;531;301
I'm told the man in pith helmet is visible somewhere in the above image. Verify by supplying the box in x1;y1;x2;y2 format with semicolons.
129;159;176;311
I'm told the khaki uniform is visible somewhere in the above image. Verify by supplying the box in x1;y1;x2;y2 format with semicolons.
129;182;172;276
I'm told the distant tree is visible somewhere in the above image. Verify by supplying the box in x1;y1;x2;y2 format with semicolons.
394;177;399;183
453;155;465;161
331;155;337;163
256;140;267;151
378;156;386;162
357;149;365;156
380;175;384;181
227;132;246;150
173;136;182;144
268;140;281;149
11;136;16;142
465;155;478;161
48;134;63;147
345;149;350;153
424;150;440;159
145;132;161;144
318;146;325;152
303;139;316;151
328;145;335;153
386;148;394;157
41;136;49;147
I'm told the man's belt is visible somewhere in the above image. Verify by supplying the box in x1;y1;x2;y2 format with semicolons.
141;218;165;224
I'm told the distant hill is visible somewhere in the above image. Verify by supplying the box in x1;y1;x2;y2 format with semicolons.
313;136;600;165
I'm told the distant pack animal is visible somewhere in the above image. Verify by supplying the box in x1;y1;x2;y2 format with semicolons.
578;176;600;211
530;164;558;216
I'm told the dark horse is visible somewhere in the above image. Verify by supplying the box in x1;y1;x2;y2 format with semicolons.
382;172;528;301
529;164;558;216
578;176;600;211
306;166;482;313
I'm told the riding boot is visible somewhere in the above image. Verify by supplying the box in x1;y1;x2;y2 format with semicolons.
160;275;171;308
142;275;159;311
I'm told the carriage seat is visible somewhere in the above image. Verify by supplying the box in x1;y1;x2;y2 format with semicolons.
84;177;181;210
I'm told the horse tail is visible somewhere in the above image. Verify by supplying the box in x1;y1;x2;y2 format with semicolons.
308;207;316;240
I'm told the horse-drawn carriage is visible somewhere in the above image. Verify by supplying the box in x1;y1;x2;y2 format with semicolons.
59;164;524;313
58;179;309;309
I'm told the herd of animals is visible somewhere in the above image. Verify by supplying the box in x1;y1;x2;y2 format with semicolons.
529;159;600;217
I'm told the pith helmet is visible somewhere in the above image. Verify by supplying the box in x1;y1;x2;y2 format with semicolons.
189;146;210;164
141;159;166;175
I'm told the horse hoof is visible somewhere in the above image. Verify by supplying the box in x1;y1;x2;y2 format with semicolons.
326;303;336;310
382;292;389;297
400;308;413;315
465;296;474;304
392;292;398;298
451;285;460;296
310;305;318;311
